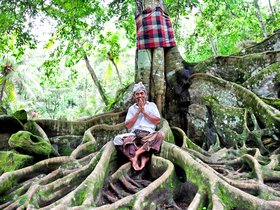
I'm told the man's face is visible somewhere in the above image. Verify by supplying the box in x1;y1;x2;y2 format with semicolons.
134;90;147;104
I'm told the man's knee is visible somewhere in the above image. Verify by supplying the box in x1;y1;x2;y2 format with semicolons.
157;131;165;139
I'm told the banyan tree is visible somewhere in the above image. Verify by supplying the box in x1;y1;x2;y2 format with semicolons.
1;0;280;209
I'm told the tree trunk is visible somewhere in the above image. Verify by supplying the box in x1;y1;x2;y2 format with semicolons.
254;0;268;38
75;36;109;106
109;57;122;84
134;0;174;115
207;32;219;56
134;0;189;128
84;71;88;106
84;55;109;106
267;0;275;17
0;79;6;105
198;5;219;56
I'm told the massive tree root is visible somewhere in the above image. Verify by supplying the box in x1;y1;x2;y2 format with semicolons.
0;116;179;209
1;101;280;209
0;31;280;209
169;127;280;209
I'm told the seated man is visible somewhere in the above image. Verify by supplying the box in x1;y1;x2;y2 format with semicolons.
113;82;164;171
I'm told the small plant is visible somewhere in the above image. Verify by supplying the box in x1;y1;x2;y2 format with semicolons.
0;59;16;114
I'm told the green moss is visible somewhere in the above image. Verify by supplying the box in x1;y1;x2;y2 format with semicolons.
249;62;280;83
23;120;38;135
0;175;17;195
9;131;52;156
0;151;33;174
259;190;274;200
217;186;236;209
72;188;88;206
18;194;28;205
12;109;27;124
118;207;133;210
204;97;247;147
159;119;175;144
166;130;175;143
184;164;209;191
262;97;280;111
82;133;92;144
203;95;219;104
217;182;254;210
59;146;73;156
274;71;280;83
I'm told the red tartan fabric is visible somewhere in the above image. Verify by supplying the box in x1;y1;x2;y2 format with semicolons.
136;6;176;49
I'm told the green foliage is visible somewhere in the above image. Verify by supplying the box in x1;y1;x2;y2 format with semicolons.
0;0;38;59
1;80;15;105
0;57;16;113
182;0;279;62
104;63;113;84
0;0;278;119
108;0;136;44
98;31;123;62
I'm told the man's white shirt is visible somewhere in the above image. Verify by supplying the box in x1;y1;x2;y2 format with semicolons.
125;101;160;133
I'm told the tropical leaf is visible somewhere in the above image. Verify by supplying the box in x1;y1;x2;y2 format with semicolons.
0;77;4;85
2;80;15;104
104;62;113;84
5;80;15;102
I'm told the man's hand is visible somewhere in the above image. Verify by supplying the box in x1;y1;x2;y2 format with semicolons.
138;98;145;113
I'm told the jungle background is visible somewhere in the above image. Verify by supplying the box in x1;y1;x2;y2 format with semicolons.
1;0;280;209
1;0;278;120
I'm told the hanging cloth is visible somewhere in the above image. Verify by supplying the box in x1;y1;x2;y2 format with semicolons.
135;6;176;49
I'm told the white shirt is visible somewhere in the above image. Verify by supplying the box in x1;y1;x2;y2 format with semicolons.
125;101;160;133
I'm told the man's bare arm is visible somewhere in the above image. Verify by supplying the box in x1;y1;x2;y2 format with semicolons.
125;110;140;129
125;109;160;129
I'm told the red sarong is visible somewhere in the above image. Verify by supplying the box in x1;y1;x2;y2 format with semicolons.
136;6;176;49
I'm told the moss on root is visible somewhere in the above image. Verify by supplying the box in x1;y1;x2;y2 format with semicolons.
0;151;33;174
9;131;52;156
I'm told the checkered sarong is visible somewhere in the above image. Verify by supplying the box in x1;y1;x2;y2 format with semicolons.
136;6;176;49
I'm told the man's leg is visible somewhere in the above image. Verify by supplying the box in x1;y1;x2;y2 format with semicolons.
130;158;140;170
131;131;164;170
139;155;150;170
130;146;146;170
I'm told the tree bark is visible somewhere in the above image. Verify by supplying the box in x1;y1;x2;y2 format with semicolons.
0;79;6;105
254;0;268;38
84;71;88;106
109;56;122;84
74;35;109;106
198;5;219;56
207;32;218;56
134;0;169;115
267;0;275;17
84;55;109;106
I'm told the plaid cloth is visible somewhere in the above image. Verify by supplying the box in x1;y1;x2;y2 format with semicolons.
136;6;176;49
